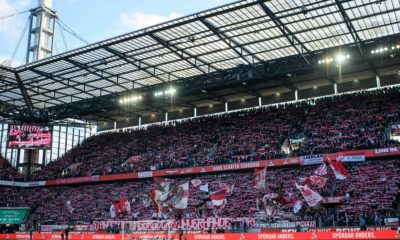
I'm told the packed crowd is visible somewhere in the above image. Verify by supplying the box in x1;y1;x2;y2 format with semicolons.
0;157;21;181
27;87;400;180
1;159;399;228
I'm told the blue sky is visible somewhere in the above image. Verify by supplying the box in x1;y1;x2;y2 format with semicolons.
0;0;235;67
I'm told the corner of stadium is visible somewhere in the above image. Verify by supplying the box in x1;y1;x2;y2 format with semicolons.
0;0;400;239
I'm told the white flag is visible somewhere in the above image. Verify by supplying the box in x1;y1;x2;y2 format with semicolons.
110;204;116;218
190;179;202;187
200;184;209;192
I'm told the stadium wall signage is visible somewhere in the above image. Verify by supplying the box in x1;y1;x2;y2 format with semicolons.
0;230;399;240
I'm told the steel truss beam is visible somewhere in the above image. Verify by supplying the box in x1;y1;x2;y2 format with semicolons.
258;1;313;66
29;68;100;99
148;33;217;76
14;72;33;116
199;18;268;79
65;58;130;92
103;46;169;83
335;0;379;76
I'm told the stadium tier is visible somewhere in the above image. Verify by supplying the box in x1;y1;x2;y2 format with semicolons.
28;87;400;181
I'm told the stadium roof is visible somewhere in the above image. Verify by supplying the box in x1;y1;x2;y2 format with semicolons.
0;0;400;122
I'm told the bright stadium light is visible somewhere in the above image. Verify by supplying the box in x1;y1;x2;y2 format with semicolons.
336;54;349;63
120;95;142;104
165;87;176;95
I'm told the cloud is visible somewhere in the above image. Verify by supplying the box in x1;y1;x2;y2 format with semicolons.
119;12;183;30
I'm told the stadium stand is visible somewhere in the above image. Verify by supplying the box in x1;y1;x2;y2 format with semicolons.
0;156;21;181
1;159;399;228
30;87;400;181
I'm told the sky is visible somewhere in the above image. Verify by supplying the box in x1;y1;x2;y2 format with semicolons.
0;0;235;67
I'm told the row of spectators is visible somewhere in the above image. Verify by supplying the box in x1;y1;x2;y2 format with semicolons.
0;156;21;180
27;87;400;180
1;159;399;228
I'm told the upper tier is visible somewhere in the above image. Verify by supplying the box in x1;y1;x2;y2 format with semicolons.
18;87;399;180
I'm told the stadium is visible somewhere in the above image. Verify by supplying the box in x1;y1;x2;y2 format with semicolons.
0;0;400;239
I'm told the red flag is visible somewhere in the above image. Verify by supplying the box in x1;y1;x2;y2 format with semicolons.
296;183;323;207
327;157;349;180
314;163;327;176
210;190;227;210
113;202;120;214
308;175;328;188
119;198;126;213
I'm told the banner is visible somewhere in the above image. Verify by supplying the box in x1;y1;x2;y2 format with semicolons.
322;196;346;204
94;218;256;231
384;217;399;226
300;154;324;165
1;230;399;240
337;155;365;162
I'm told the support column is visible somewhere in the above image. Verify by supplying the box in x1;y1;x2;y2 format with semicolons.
194;107;197;117
225;102;228;112
334;83;338;94
376;75;381;88
138;117;142;127
258;97;262;107
295;90;298;101
165;112;168;122
26;150;33;181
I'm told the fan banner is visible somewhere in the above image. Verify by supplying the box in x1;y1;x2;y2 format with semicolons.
94;218;256;231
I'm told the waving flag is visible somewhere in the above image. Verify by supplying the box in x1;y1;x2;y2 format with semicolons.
210;190;227;210
170;182;189;209
327;157;349;180
253;167;267;189
293;199;302;214
124;199;131;214
190;178;202;187
110;204;117;218
265;206;276;217
314;163;327;176
296;183;323;207
308;175;328;188
66;200;74;214
200;184;209;192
